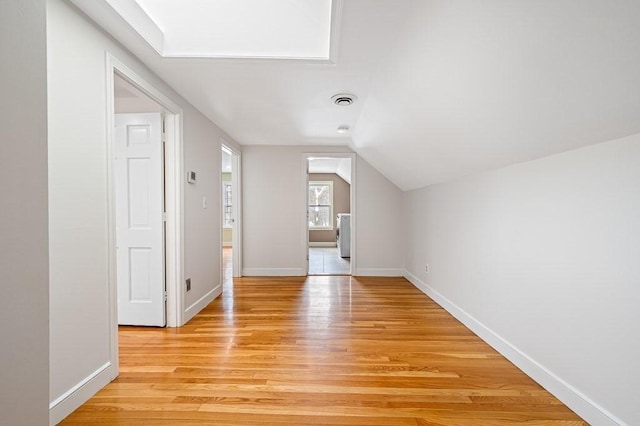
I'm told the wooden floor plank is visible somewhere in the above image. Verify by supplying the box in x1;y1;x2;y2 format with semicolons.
61;271;586;425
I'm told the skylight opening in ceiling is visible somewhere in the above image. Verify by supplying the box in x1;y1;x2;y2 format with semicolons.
132;0;335;59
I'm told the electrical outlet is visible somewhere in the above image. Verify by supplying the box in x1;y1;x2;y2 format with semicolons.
425;264;430;274
186;278;191;291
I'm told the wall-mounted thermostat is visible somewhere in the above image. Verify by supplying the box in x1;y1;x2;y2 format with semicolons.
187;171;196;183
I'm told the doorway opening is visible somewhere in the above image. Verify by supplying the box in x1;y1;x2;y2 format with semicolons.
221;145;233;286
220;142;242;290
305;153;356;276
107;54;185;375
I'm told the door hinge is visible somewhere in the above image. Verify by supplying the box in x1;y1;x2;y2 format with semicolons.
163;212;167;222
164;291;168;301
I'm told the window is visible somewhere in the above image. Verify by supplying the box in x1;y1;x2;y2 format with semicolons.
308;181;333;230
223;182;233;228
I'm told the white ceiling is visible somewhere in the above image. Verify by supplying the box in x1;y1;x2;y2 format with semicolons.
309;158;351;184
74;0;640;191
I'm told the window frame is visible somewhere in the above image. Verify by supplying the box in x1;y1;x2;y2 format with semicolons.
308;180;334;230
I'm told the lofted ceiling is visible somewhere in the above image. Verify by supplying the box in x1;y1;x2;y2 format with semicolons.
72;0;640;191
309;158;352;184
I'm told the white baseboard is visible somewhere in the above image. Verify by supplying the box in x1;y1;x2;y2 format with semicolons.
309;242;336;247
403;269;623;426
354;268;404;277
184;284;221;324
49;361;116;425
242;268;305;277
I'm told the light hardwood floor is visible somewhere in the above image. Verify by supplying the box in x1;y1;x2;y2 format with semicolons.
62;262;585;425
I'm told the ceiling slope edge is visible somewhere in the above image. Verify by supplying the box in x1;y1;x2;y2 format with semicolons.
68;0;164;57
70;0;342;63
105;0;163;55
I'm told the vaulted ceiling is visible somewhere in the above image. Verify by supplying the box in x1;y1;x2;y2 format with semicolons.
72;0;640;190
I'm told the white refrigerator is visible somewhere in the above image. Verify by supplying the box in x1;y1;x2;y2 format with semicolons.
336;213;351;258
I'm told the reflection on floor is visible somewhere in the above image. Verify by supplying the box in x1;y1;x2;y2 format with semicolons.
222;247;234;314
223;247;232;284
308;246;350;275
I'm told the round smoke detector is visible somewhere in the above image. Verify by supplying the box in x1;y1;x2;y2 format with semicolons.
331;93;357;106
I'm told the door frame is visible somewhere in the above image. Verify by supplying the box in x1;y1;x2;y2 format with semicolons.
220;141;242;278
106;53;185;367
302;152;357;275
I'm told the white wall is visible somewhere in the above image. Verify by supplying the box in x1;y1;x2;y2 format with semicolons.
242;146;403;276
47;0;238;421
182;110;223;314
0;1;50;424
242;146;321;275
355;156;404;275
403;133;640;425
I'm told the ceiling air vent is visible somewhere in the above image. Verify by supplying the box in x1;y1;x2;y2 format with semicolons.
332;93;357;106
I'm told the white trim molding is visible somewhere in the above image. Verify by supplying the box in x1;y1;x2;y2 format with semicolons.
49;362;115;425
242;268;306;277
354;268;404;277
106;53;185;330
403;270;624;426
309;241;337;247
184;285;222;324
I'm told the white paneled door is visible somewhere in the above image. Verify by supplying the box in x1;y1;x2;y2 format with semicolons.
115;113;165;326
